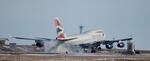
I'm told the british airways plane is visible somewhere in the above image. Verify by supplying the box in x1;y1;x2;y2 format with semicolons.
13;17;132;50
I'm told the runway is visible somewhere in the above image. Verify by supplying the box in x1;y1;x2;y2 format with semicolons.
0;53;150;61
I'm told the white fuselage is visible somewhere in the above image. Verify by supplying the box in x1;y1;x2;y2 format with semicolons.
65;29;105;45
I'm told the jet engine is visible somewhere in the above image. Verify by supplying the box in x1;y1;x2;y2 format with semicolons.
105;44;113;49
35;41;44;47
117;42;125;48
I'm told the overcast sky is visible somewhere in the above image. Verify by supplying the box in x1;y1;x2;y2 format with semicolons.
0;0;150;50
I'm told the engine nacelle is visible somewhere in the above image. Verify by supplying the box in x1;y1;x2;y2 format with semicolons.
105;44;113;49
36;42;44;47
117;42;125;48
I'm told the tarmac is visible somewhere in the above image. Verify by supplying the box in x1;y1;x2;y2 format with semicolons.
0;53;150;61
0;45;150;61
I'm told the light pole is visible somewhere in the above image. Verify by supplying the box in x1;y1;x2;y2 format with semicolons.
79;25;84;34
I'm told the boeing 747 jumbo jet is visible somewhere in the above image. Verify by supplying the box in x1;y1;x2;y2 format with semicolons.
14;17;132;50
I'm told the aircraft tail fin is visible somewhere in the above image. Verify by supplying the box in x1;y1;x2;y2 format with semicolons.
55;17;66;41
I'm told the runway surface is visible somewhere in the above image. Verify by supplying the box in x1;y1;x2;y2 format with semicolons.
0;53;150;61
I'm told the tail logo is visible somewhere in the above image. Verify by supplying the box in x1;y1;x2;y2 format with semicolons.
55;17;66;40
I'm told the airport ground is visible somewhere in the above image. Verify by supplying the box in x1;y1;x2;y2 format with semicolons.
0;41;150;61
0;53;150;61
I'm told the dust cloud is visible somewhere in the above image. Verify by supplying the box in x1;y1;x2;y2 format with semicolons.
44;40;84;53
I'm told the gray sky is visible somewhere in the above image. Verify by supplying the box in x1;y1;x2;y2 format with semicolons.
0;0;150;50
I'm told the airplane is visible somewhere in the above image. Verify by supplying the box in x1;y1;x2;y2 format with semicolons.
13;17;132;51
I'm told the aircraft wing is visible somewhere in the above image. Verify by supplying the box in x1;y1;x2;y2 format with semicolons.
79;38;133;49
13;37;52;41
13;36;77;41
111;38;132;42
101;38;133;44
60;38;78;41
